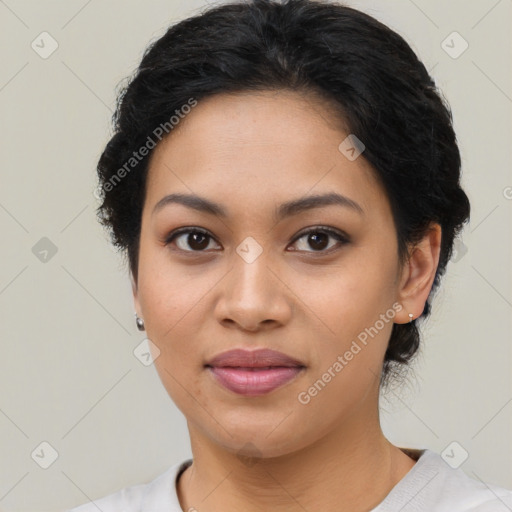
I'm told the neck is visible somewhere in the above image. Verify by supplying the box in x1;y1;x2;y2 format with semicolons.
177;407;416;512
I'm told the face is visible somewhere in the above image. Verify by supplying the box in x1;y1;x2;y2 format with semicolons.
133;89;408;458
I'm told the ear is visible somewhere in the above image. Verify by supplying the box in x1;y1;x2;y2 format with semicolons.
131;271;142;317
395;223;442;324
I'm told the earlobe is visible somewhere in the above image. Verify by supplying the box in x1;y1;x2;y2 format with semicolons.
396;223;442;324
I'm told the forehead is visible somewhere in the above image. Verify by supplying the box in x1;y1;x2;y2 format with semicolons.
143;90;387;220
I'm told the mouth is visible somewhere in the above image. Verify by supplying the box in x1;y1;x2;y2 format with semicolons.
205;348;305;368
204;348;306;396
206;366;299;370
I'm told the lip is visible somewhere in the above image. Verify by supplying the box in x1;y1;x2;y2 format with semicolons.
205;348;306;396
205;348;305;368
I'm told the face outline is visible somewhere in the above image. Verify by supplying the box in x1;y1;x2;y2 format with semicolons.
131;89;441;459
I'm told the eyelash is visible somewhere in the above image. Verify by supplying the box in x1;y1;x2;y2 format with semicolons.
164;226;350;256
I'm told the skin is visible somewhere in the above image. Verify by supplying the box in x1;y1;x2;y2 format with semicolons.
131;89;442;512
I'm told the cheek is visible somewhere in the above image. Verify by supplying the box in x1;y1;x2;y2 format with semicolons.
136;249;201;372
297;249;398;390
299;250;397;337
295;271;396;425
137;239;212;332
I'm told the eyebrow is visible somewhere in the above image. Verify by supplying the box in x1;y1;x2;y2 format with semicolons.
152;192;364;221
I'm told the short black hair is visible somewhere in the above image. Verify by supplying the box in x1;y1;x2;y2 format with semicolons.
96;0;470;388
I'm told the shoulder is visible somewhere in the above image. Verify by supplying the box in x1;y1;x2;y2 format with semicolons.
66;459;192;512
397;449;512;511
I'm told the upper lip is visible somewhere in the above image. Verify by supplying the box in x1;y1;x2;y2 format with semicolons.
205;348;305;368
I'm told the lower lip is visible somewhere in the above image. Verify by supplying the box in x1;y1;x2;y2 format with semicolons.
207;366;304;396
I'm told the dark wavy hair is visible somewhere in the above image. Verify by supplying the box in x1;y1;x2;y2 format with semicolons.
95;0;470;389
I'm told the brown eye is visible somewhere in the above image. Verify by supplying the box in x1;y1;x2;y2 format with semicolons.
290;227;349;253
165;228;220;252
164;226;349;255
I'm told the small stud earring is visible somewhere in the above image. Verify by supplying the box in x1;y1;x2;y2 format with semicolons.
408;313;414;323
134;312;145;331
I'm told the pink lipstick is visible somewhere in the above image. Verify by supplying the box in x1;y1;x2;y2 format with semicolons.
205;348;305;396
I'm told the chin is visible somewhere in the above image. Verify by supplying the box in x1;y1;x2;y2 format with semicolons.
208;421;317;461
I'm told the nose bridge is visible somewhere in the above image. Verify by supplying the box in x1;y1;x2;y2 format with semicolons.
215;237;291;330
232;237;275;301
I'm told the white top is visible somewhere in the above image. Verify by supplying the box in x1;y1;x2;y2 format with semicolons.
68;449;512;511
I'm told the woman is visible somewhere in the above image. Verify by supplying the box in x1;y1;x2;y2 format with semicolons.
69;0;512;510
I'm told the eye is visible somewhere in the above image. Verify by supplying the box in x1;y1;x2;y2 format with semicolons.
165;228;220;252
288;226;349;253
164;226;349;254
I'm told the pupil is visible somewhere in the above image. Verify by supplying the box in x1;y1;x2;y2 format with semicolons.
189;232;209;250
309;233;328;250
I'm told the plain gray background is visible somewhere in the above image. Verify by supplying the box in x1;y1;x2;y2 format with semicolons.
0;0;511;510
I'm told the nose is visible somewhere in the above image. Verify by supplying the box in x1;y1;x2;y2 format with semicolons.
213;249;293;333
